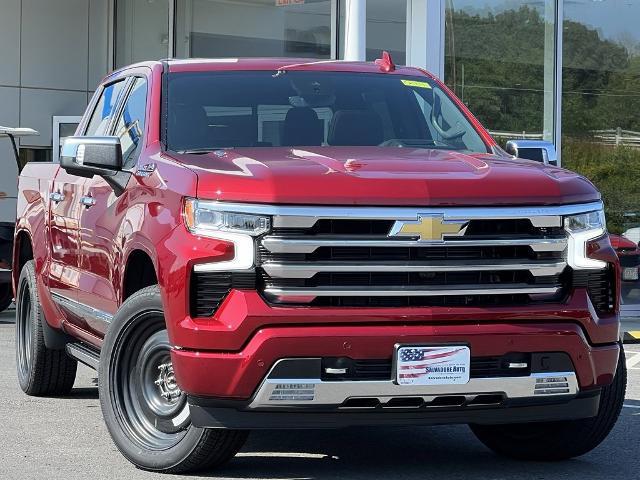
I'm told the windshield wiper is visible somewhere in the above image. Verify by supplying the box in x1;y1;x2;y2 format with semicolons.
174;147;234;155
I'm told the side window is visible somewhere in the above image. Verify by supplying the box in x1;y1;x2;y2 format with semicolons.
84;80;127;136
114;77;147;168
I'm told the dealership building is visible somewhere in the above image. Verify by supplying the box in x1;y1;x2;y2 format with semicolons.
0;0;638;313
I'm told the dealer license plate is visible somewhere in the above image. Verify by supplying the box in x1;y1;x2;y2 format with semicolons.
396;345;471;386
622;267;639;281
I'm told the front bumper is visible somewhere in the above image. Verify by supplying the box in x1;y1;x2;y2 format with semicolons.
167;288;620;428
170;310;620;399
181;350;605;429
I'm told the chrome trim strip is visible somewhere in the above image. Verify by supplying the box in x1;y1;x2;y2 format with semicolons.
248;361;578;408
262;260;567;279
51;292;114;325
261;236;568;254
199;201;603;229
264;285;560;302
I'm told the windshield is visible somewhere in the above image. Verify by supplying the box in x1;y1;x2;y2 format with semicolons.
165;71;489;154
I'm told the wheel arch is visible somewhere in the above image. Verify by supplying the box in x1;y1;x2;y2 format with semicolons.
122;247;159;302
13;229;34;293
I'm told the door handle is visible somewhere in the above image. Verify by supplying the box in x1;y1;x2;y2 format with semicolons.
79;196;96;207
49;192;64;203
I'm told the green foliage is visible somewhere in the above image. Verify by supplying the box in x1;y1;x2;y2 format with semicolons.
444;6;640;135
445;6;550;132
562;140;640;233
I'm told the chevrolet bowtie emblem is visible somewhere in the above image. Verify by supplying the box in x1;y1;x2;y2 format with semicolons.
389;215;469;242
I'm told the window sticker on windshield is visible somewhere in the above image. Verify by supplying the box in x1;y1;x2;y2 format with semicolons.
401;79;432;89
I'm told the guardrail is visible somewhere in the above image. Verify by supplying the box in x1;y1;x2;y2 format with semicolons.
592;128;640;148
488;128;640;149
488;130;545;140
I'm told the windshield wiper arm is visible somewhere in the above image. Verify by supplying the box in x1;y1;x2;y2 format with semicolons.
175;147;234;155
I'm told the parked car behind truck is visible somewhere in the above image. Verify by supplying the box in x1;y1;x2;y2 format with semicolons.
0;127;38;312
14;57;626;473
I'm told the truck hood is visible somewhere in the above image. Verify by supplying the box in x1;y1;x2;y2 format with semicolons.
167;147;600;206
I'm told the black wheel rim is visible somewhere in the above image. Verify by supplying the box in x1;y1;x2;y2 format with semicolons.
111;312;190;451
16;281;33;381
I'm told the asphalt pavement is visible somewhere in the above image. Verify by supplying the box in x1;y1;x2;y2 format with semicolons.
1;308;639;480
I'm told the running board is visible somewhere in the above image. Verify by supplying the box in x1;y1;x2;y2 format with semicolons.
66;343;100;370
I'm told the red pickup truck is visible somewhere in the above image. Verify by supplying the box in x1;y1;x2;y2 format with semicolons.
14;57;626;473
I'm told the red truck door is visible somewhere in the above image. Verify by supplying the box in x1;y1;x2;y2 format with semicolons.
76;175;119;336
76;77;148;337
48;170;88;326
50;79;128;334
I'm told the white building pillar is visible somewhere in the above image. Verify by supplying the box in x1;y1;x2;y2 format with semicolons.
406;0;445;79
343;0;366;61
543;0;556;143
554;0;564;166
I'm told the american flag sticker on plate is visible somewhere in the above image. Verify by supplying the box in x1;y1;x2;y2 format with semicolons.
396;346;471;386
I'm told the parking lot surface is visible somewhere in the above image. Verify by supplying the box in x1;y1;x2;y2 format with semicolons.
1;308;639;480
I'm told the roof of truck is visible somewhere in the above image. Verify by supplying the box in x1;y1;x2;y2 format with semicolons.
108;57;429;78
165;57;429;76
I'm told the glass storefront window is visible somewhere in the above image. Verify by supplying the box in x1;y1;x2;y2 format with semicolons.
366;0;407;64
175;0;333;59
561;0;640;311
339;0;407;64
115;0;171;68
444;1;557;145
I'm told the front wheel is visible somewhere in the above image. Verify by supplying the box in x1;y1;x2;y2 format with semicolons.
470;346;627;460
99;285;248;473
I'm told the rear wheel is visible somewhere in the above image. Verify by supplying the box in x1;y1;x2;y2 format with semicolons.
470;346;627;460
15;260;77;396
99;285;248;473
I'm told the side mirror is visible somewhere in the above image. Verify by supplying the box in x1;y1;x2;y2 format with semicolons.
60;136;123;177
60;136;130;196
505;140;558;166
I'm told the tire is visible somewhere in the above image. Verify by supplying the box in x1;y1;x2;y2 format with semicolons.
0;281;14;312
470;345;627;461
15;260;77;396
99;285;248;473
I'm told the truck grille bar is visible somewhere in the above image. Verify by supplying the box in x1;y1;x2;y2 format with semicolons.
261;236;568;254
262;260;567;279
264;285;560;299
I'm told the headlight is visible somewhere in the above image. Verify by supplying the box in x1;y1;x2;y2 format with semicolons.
184;199;270;236
564;210;606;233
184;199;271;272
564;209;607;269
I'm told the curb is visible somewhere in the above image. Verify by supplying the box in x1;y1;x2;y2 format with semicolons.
623;331;640;344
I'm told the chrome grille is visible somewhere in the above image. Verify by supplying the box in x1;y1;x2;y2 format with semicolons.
256;204;582;306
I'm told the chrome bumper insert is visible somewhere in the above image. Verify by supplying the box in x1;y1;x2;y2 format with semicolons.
249;359;578;409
